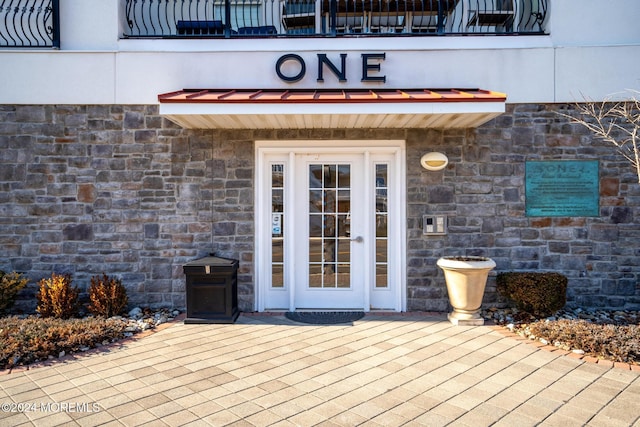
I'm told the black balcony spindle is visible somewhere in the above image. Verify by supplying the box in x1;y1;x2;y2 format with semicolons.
437;0;443;34
224;0;231;36
50;0;58;47
11;3;22;46
0;7;7;46
333;0;339;35
148;0;157;35
159;0;169;36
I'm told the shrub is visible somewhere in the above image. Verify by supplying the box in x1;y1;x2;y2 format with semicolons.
36;273;80;319
88;273;128;318
0;270;29;314
496;272;567;317
0;316;128;369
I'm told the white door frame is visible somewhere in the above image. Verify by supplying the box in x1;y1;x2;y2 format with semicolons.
255;140;407;312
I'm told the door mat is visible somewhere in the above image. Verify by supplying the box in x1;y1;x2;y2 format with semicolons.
285;311;365;325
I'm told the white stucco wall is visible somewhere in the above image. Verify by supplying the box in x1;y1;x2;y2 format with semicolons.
2;53;116;103
1;0;638;105
112;39;557;104
555;45;640;102
548;0;640;47
59;0;119;50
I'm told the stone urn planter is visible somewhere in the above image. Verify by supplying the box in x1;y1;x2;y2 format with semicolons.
436;256;496;326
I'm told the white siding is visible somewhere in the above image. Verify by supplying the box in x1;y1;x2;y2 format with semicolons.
1;0;638;105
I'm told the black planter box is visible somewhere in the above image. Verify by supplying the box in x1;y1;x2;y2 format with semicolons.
183;256;239;324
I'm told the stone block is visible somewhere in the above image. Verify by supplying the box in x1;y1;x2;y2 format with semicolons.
511;247;540;260
0;164;26;181
554;218;587;227
428;186;454;204
448;233;494;249
456;203;495;217
87;105;110;118
124;111;145;129
135;130;156;143
183;167;206;177
61;204;85;216
461;182;493;194
600;177;619;197
480;163;514;176
593;261;617;272
28;204;62;216
530;218;552;228
548;241;570;253
541;228;574;241
64;114;87;127
143;176;164;189
178;183;200;201
16;106;46;122
0;121;19;135
91;144;113;157
226;179;252;189
115;138;143;153
77;184;96;203
503;188;519;202
145;115;163;129
611;206;633;224
211;159;227;178
171;137;189;153
494;237;520;248
589;224;619;242
481;217;503;233
462;145;490;162
561;256;586;270
127;157;152;170
32;231;63;243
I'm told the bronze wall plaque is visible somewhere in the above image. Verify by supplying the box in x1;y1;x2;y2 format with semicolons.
525;160;599;217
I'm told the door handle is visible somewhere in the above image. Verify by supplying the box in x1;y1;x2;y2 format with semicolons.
350;236;363;243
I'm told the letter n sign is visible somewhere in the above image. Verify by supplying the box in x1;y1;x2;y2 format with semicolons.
317;54;347;82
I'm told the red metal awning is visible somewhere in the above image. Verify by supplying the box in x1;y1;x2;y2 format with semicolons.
158;88;507;129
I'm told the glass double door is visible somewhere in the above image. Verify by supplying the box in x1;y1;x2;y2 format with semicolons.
261;146;401;312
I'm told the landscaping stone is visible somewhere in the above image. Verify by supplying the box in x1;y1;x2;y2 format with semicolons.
485;306;640;367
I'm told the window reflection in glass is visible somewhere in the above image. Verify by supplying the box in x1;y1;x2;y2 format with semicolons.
308;163;351;289
375;164;388;288
271;164;284;288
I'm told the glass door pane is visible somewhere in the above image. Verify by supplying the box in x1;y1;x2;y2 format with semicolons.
375;164;388;288
271;164;285;288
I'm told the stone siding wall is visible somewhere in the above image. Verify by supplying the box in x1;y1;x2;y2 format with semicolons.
406;104;640;311
0;103;638;313
0;105;256;311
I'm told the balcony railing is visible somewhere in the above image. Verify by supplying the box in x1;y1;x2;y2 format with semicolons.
123;0;548;38
0;0;59;48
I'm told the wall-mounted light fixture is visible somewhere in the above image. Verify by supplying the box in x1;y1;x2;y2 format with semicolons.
420;152;449;171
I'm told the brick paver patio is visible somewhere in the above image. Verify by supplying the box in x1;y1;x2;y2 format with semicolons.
1;312;639;426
